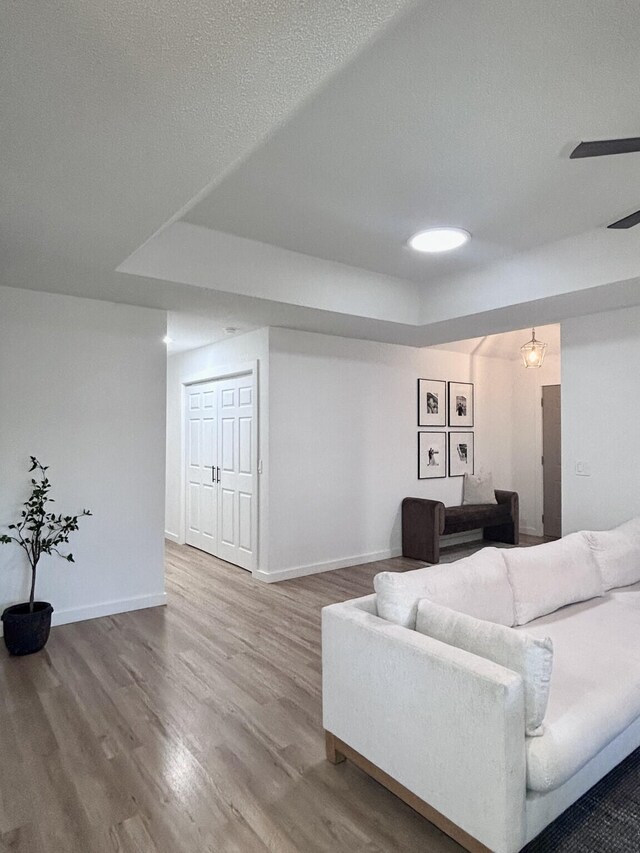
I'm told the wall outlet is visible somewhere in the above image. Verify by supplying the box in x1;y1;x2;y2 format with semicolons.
575;461;591;477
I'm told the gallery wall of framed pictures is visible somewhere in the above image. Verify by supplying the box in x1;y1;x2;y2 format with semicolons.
416;378;475;479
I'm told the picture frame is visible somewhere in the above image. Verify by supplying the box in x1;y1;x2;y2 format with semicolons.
418;431;447;479
448;381;474;427
448;431;474;477
417;378;446;427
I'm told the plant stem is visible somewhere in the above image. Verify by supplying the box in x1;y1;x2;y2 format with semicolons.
29;564;37;612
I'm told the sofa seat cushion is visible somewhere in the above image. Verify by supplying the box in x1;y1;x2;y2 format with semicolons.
443;502;510;534
503;532;604;625
518;596;640;793
374;547;513;629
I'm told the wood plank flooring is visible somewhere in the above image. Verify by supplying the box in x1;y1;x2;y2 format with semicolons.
0;539;542;853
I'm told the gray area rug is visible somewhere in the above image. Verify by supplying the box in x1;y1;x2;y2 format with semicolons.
523;746;640;851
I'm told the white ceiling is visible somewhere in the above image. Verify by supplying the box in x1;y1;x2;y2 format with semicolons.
2;1;640;353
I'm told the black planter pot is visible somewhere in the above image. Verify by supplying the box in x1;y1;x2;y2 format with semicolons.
1;602;54;656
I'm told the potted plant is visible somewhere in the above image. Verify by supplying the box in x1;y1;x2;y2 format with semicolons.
0;457;91;655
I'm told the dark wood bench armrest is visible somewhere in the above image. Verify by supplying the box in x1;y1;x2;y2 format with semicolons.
494;490;518;517
486;490;519;546
402;498;445;563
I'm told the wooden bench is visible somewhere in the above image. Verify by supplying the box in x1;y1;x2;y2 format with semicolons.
401;490;519;564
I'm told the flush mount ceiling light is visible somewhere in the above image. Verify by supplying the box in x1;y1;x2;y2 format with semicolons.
407;227;471;253
520;328;547;368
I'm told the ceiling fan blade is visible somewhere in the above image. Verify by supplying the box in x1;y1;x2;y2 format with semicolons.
570;137;640;158
608;209;640;229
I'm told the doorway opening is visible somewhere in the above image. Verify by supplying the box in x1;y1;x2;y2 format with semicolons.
426;323;561;546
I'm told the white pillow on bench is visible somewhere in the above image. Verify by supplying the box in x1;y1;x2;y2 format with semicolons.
502;532;604;626
462;472;497;505
587;516;640;591
416;599;553;737
374;547;513;629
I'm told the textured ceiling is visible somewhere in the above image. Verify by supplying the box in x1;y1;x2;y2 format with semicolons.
2;0;640;353
184;0;640;285
0;0;412;293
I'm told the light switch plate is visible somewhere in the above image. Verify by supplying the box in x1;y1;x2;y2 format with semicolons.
575;461;591;477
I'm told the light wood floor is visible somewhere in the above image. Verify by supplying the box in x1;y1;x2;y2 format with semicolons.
0;539;542;853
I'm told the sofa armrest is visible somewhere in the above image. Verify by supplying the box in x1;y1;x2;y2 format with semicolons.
322;602;526;853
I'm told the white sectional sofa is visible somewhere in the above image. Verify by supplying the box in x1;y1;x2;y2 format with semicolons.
322;518;640;853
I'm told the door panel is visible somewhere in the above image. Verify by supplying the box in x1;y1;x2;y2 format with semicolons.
185;381;219;555
542;384;562;539
239;418;252;473
221;418;235;470
220;489;235;545
216;375;255;570
239;492;252;551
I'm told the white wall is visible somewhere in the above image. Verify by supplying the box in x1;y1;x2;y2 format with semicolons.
562;306;640;533
165;328;269;569
267;328;515;580
0;287;167;629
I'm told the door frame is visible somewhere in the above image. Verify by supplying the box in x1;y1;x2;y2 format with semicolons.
178;361;259;573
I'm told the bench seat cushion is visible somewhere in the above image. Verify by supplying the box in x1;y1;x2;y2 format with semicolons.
443;502;511;535
518;596;640;793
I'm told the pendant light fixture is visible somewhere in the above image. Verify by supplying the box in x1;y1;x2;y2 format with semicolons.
520;328;547;368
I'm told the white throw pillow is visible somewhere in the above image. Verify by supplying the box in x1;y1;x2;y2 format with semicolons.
462;472;497;505
416;599;553;737
503;532;604;626
587;517;640;591
374;547;514;629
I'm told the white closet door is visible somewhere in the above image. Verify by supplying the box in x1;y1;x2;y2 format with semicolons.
216;374;255;571
185;381;219;556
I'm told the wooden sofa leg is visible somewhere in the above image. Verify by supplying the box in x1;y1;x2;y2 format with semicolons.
325;731;346;764
323;732;491;853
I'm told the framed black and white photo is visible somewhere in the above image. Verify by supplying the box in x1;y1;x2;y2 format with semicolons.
448;381;474;427
417;379;446;427
418;431;447;479
448;431;474;477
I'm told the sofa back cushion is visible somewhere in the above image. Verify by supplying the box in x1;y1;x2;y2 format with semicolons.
587;517;640;591
503;532;604;626
416;599;553;736
374;547;514;629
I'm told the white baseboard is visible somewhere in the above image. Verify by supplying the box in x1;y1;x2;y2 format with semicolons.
164;530;180;543
521;525;542;537
0;592;167;637
253;547;403;583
